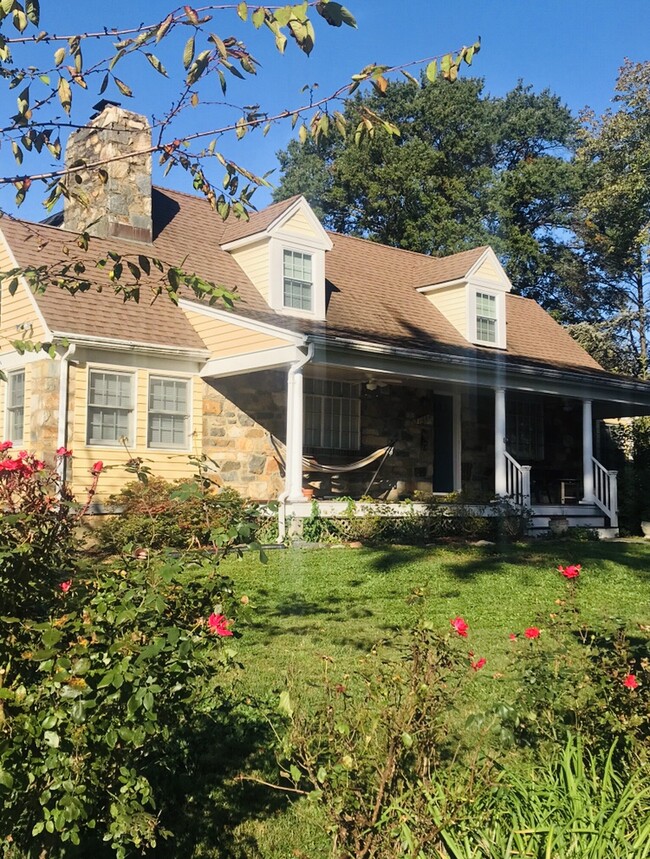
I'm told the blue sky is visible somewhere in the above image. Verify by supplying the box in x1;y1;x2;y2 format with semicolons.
3;0;650;220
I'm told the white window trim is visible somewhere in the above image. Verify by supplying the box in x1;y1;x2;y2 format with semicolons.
86;366;136;448
146;373;193;452
467;287;506;349
5;368;25;445
268;236;326;320
304;380;361;451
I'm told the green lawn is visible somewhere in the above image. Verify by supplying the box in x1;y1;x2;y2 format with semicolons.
188;540;650;858
223;539;650;698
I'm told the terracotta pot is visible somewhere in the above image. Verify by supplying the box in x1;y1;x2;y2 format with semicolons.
302;487;314;500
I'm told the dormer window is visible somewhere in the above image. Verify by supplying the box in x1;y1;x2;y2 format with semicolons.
283;250;313;311
476;292;497;344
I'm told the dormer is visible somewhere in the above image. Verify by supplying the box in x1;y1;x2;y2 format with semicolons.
221;196;333;321
416;247;512;349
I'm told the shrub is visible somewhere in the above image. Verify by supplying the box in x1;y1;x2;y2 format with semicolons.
98;467;264;552
0;447;247;857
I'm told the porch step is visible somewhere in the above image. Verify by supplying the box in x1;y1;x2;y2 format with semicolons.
528;503;613;536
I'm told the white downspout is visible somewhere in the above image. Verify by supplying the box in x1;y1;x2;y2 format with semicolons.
56;343;76;483
277;342;314;543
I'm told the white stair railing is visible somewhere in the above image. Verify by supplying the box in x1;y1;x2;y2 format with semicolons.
592;457;618;528
504;451;531;507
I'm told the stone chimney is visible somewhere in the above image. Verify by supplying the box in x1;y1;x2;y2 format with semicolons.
63;102;153;243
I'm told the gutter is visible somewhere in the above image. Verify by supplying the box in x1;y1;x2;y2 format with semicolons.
56;343;76;484
51;331;210;362
305;333;650;399
277;341;314;544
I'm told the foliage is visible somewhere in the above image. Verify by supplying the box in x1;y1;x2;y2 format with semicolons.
274;76;584;313
98;471;264;553
267;561;650;858
0;450;245;857
298;497;529;545
574;59;650;377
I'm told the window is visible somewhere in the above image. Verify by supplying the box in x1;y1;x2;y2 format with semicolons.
148;376;189;449
283;249;313;311
87;370;134;445
507;398;544;461
305;379;360;450
476;292;497;343
6;370;25;443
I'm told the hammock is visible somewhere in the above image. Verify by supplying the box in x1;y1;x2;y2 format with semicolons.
270;435;395;495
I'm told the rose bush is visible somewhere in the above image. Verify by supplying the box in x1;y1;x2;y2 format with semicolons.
0;447;245;857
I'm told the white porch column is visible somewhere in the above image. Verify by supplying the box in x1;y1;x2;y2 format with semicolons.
582;399;594;503
494;387;507;497
285;363;305;502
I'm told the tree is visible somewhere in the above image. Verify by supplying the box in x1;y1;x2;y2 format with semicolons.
0;1;479;317
574;60;650;378
274;76;586;311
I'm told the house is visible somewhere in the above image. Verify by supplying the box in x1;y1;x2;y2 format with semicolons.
2;103;650;536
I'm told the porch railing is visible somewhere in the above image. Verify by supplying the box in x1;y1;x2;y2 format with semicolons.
592;457;618;528
504;451;531;507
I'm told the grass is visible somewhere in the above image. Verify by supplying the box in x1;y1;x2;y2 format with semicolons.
222;539;650;699
172;538;650;857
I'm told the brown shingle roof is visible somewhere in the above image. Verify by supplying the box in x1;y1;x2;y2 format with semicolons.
0;187;609;376
221;195;301;244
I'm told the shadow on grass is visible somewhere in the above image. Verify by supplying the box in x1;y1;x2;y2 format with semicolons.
151;699;290;858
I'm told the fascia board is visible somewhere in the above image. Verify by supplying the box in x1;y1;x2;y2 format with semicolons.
416;278;466;294
179;298;305;345
200;344;301;378
50;330;211;360
0;226;53;342
306;334;650;407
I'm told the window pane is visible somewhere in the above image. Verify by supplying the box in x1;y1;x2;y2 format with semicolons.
303;379;360;450
283;250;313;311
148;377;189;449
7;370;25;442
87;371;133;445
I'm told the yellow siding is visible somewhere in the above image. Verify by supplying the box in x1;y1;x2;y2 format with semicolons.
183;310;287;358
0;238;45;353
474;257;502;284
283;209;317;238
230;240;270;301
68;363;203;502
425;285;467;338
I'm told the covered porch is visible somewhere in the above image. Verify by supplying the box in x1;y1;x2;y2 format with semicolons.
200;335;650;538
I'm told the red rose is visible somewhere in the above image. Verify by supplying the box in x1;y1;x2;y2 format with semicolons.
524;627;541;639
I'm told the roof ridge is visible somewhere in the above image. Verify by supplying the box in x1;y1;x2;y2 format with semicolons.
327;229;490;264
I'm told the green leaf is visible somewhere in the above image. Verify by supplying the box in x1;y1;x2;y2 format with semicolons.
316;766;327;783
0;770;14;789
289;764;301;783
44;731;60;749
252;6;265;28
114;77;133;98
145;52;168;76
183;35;195;69
278;690;293;717
426;60;437;83
26;0;40;25
237;1;248;21
57;76;72;114
316;1;357;28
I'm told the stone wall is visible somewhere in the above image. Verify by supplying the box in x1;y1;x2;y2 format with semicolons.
202;371;286;500
63;105;152;243
29;359;60;462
